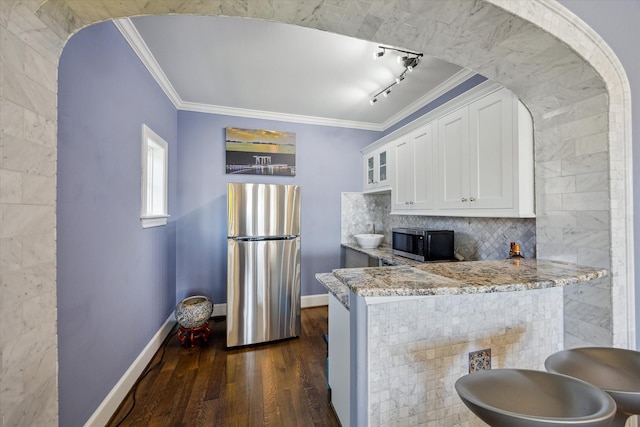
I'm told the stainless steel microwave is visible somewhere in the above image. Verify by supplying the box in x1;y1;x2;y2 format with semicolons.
392;228;454;262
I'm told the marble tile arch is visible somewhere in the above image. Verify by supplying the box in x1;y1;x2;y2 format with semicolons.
0;0;634;424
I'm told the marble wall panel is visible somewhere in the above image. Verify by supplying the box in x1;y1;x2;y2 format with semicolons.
562;191;609;211
536;210;577;229
24;109;56;148
536;193;563;212
1;134;56;176
536;159;562;179
561;152;609;176
0;98;25;137
21;173;55;205
0;204;54;238
0;169;22;203
577;247;611;270
539;175;576;194
576;171;609;193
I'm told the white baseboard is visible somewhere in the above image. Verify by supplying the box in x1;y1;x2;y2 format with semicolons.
302;293;328;308
84;313;176;427
85;293;329;426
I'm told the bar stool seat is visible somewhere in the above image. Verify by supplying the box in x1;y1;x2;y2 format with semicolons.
455;368;616;427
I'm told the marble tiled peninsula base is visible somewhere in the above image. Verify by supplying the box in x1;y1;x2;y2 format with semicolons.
319;257;607;426
365;288;564;426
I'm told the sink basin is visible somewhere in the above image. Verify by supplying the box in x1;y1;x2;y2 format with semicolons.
546;347;640;427
354;234;384;249
455;369;616;427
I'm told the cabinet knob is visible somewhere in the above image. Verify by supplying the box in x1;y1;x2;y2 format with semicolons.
461;197;467;202
470;197;475;202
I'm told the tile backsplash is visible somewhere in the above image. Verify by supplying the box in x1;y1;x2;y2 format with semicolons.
342;192;536;260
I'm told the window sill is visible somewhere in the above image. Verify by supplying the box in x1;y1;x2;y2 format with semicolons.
141;215;170;229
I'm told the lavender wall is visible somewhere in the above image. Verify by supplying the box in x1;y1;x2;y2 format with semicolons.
383;73;488;136
555;0;640;348
175;111;379;303
57;22;178;425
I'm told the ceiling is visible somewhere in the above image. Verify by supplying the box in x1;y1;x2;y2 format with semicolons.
118;15;472;131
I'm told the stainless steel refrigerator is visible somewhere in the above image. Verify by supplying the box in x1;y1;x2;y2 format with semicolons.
226;182;301;347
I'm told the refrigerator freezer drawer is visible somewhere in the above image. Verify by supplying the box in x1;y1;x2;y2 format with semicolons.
227;237;301;347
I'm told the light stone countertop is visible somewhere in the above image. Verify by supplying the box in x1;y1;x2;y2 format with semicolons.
333;258;607;298
315;272;349;309
316;244;608;309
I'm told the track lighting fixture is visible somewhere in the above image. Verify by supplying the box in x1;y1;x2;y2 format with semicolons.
370;45;423;105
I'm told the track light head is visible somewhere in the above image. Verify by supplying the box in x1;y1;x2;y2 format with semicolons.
369;46;423;105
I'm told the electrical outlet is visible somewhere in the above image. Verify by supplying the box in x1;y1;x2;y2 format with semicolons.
469;349;491;373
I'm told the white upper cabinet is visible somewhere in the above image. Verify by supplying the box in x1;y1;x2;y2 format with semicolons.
434;88;534;217
362;82;535;218
392;124;434;211
436;107;469;210
363;144;391;193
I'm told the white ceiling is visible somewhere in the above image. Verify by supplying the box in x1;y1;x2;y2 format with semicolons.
119;15;472;131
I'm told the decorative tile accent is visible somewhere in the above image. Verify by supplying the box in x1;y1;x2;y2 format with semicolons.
469;349;491;373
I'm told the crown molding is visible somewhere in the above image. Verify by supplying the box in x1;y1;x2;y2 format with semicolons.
178;101;383;131
380;68;476;130
113;18;183;108
114;18;474;132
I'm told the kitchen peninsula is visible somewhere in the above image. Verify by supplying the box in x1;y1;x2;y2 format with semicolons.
317;247;607;427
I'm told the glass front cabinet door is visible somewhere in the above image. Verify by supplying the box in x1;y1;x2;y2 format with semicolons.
363;145;391;193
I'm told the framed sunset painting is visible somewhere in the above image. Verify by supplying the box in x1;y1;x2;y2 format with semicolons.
225;127;296;176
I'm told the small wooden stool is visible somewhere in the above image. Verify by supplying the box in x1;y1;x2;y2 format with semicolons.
177;323;211;347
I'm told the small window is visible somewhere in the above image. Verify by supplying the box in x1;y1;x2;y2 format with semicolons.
141;124;169;228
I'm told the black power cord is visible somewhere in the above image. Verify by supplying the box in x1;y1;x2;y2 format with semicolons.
112;315;225;426
113;324;179;426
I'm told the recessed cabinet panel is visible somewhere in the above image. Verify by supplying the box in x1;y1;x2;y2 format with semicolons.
392;124;434;211
412;128;432;208
394;140;412;207
470;89;513;209
437;109;468;210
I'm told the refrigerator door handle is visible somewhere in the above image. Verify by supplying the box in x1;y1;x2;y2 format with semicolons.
232;235;298;242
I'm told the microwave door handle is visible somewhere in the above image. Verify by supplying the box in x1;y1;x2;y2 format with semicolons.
427;234;431;256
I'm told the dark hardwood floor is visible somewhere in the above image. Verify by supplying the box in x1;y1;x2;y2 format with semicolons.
107;306;341;427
